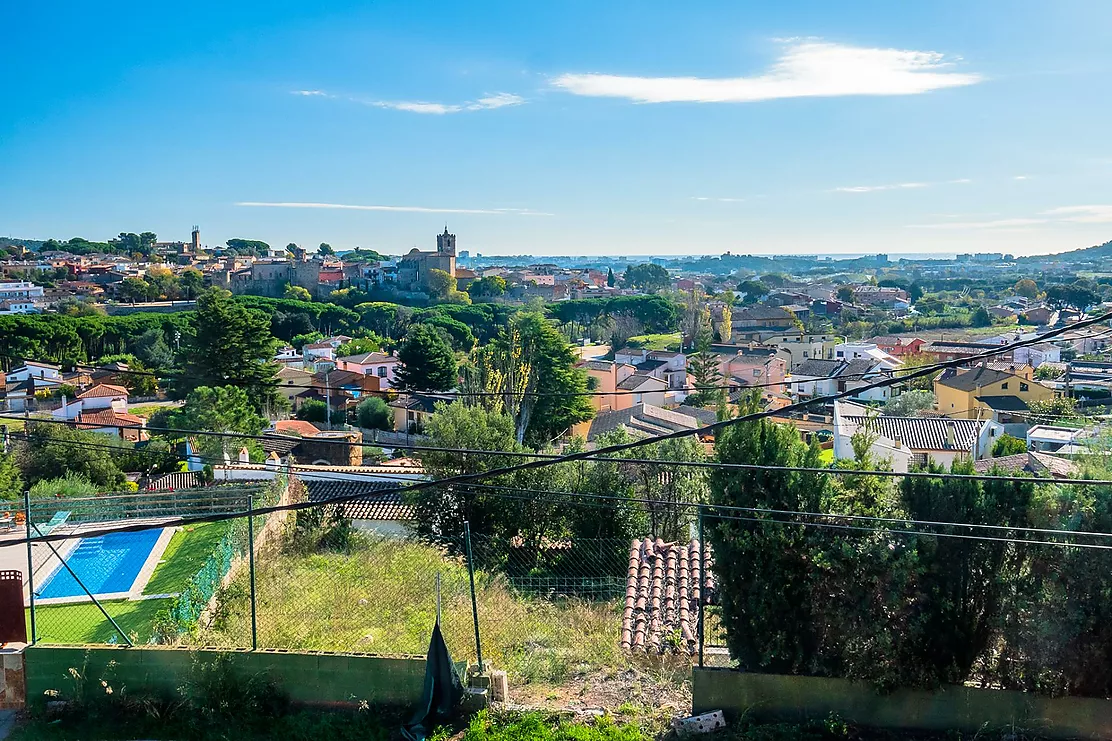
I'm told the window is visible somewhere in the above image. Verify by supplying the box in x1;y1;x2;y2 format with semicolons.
1001;382;1009;390
836;351;844;358
753;369;761;377
1020;382;1029;392
377;366;387;377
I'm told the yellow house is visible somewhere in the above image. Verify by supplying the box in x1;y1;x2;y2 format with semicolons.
934;364;1055;420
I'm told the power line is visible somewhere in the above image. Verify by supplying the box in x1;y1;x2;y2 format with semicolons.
8;311;1112;548
11;414;1112;486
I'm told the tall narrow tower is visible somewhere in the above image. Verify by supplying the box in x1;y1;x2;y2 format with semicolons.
191;225;201;253
436;226;456;256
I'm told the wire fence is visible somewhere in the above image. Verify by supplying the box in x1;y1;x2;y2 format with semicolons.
20;464;1112;700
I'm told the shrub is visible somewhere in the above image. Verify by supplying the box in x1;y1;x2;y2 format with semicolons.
29;472;99;499
356;396;393;430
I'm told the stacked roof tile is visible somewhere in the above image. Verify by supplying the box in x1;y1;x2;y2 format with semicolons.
621;537;715;655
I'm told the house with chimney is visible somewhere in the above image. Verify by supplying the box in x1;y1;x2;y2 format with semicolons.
934;364;1055;420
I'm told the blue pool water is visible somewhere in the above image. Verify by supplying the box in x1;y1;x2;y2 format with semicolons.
38;529;163;599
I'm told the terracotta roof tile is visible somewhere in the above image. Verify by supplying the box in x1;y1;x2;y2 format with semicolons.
621;537;715;655
76;383;129;399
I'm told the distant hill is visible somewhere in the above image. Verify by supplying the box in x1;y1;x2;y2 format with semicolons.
0;236;44;252
1039;239;1112;263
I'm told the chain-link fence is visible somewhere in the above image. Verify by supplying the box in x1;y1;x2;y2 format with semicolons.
15;477;718;701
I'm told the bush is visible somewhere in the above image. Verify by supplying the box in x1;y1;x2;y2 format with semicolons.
295;399;346;425
356;396;393;430
29;473;99;499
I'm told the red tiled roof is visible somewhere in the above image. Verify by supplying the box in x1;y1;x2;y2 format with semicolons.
76;410;144;427
621;537;715;655
76;383;128;399
273;419;321;436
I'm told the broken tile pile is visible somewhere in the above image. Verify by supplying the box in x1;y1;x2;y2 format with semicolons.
621;537;716;655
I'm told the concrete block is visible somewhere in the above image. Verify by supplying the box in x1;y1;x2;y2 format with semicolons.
489;670;508;703
674;710;726;736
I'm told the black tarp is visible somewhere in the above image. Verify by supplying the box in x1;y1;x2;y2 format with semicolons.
402;621;464;740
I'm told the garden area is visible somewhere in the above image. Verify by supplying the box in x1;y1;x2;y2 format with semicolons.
29;522;229;645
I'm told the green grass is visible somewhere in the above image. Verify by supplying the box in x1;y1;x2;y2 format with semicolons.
195;538;628;686
128;402;181;418
144;521;230;595
627;333;682;352
29;597;170;644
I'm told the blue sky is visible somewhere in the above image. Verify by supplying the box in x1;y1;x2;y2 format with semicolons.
2;0;1110;257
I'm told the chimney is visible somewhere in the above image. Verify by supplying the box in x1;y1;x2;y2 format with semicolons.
266;451;281;470
238;446;251;464
944;421;957;449
893;435;902;450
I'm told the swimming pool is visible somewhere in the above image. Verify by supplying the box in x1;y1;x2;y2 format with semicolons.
38;528;163;599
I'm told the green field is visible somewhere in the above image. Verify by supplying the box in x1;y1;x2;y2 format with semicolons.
28;521;229;644
627;333;682;351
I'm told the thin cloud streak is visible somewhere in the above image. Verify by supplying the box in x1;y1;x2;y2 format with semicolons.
692;196;746;202
1043;205;1112;223
236;202;552;216
551;40;982;104
833;177;972;193
906;218;1047;230
292;90;524;114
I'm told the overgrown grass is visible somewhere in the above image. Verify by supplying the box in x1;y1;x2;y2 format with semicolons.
144;522;230;595
29;597;170;644
627;333;682;352
194;537;627;686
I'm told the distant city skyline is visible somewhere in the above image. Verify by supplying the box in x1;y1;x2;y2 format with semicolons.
2;1;1111;256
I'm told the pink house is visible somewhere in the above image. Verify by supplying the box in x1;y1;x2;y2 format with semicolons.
336;351;400;389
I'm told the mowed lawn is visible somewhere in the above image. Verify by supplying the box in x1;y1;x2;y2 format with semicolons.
27;522;229;644
144;522;229;595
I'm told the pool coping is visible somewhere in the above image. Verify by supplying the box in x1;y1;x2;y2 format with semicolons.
33;526;176;607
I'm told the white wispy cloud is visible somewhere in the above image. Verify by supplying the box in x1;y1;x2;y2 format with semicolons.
691;196;746;202
832;177;972;194
236;202;552;216
293;90;525;114
1013;175;1031;180
906;218;1047;230
833;182;929;193
550;40;982;104
1042;205;1112;223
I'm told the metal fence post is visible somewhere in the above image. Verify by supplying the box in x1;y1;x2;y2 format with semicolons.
247;492;258;650
698;506;705;668
464;521;484;671
24;490;35;645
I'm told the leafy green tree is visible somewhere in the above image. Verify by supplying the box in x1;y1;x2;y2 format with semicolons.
1014;279;1039;300
296;399;345;425
178;288;281;413
336;336;383;357
118;277;153;303
225;238;270;255
492;312;593;445
284;284;312;302
622;262;670;292
0;451;23;501
97;353;158;396
467;275;507;297
356;396;392;430
687;328;725;408
318;242;335;256
992;433;1027;457
882;390;935;417
157;385;267;462
425;268;455;300
29;472;98;499
15;423;127;489
1028;396;1079;422
179;268;205;299
606;267;615;287
836;285;855;303
971;305;993;327
290;331;324;350
708;400;830;675
736;280;769;304
395;325;458;391
130;327;174;369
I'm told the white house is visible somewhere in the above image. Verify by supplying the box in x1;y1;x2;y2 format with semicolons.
833;400;1002;472
616;374;668;407
0;299;38;314
1026;425;1089;453
5;361;62;386
54;383;130;420
790;358;893;403
1013;342;1062;368
0;281;45;303
833;342;902;371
